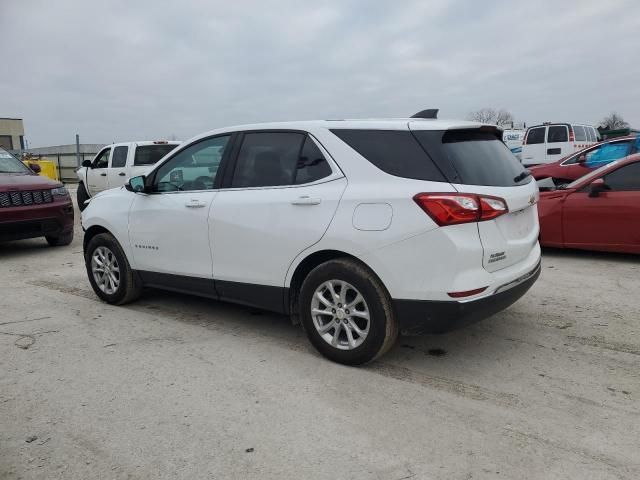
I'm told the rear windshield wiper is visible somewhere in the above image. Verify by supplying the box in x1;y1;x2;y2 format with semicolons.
513;169;531;183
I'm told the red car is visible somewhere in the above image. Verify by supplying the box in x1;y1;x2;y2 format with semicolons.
538;153;640;254
530;136;638;186
0;148;74;245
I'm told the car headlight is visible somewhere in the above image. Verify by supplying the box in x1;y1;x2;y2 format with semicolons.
51;186;69;196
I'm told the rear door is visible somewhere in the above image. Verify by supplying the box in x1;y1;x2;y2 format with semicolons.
546;125;569;163
521;126;547;166
563;161;640;252
210;131;346;307
107;144;129;189
411;126;539;273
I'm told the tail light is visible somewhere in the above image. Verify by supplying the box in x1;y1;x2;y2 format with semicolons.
568;127;575;144
413;193;508;226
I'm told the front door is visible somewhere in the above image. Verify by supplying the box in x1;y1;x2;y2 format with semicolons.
210;131;346;306
563;162;640;252
86;147;111;195
128;135;232;279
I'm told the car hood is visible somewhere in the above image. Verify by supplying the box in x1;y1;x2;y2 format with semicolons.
0;173;61;192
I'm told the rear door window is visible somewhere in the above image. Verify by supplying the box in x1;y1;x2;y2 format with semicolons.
413;129;529;187
231;132;305;188
295;136;332;184
330;130;445;181
525;127;545;145
547;126;568;143
135;144;179;166
604;162;640;191
111;146;128;168
573;126;586;142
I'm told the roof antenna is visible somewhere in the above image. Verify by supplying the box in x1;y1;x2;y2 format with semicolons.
411;109;439;119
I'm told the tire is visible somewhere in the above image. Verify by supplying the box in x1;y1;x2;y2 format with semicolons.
84;232;142;305
298;258;398;365
45;230;74;246
77;183;90;212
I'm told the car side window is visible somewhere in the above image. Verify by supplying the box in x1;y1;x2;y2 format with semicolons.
547;126;568;143
111;146;128;168
586;142;631;168
294;136;332;184
525;127;545;145
93;148;111;169
153;135;230;192
603;162;640;191
231;132;306;188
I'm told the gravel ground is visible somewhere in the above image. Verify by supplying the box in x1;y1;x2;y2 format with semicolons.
1;196;639;480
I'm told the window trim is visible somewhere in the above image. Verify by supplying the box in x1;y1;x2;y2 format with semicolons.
145;133;237;195
220;129;342;191
602;161;640;192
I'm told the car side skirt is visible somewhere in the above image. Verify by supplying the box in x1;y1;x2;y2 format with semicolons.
135;271;290;314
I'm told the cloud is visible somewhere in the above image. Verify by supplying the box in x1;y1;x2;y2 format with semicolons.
1;0;637;146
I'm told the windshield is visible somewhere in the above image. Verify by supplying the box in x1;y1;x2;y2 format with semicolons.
0;149;30;174
566;160;622;189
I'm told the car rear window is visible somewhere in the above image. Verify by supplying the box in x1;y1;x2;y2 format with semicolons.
330;130;446;181
573;126;587;142
413;129;530;187
524;127;545;145
547;126;568;143
134;144;179;166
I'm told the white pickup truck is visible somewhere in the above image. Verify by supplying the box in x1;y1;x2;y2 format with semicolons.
76;140;180;210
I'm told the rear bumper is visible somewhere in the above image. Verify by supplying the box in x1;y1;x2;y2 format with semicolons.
0;201;74;241
393;260;541;335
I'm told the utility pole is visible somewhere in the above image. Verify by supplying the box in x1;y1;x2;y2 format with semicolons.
75;134;80;166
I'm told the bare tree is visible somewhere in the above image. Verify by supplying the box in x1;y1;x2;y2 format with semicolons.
600;112;629;130
468;108;515;127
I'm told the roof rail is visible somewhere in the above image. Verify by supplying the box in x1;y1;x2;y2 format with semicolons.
410;109;439;119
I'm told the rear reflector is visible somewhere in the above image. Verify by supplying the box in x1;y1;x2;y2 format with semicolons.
413;193;508;226
447;286;488;298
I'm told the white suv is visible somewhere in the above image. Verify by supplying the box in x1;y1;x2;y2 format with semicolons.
81;117;541;364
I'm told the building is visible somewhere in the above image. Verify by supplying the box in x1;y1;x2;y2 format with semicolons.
0;117;25;151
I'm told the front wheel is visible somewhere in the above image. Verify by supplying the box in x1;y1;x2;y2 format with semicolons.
84;232;142;305
299;258;398;365
77;183;90;212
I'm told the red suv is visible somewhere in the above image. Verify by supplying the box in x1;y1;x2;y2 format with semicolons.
0;148;74;245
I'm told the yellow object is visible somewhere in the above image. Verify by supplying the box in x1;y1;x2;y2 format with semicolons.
23;159;59;182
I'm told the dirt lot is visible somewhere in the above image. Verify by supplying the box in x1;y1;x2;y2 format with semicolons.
1;196;639;480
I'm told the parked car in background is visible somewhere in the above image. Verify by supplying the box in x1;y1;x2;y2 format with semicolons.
0;147;74;245
502;129;525;160
538;154;640;254
81;116;541;365
76;140;180;210
521;122;598;167
530;135;638;187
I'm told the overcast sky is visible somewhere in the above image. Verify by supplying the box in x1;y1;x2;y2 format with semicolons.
2;0;638;147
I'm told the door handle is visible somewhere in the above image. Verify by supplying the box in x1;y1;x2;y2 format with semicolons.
185;199;206;208
291;196;321;206
118;172;126;176
100;173;107;177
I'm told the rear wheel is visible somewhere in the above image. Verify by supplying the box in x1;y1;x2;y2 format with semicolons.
299;258;398;365
77;183;90;212
45;230;74;246
84;233;142;305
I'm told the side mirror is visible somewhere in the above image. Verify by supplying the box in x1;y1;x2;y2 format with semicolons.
28;162;41;174
588;178;609;197
577;154;587;163
82;159;92;168
125;175;148;193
